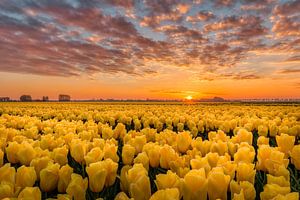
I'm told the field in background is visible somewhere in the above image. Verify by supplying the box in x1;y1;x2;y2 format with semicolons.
0;102;299;200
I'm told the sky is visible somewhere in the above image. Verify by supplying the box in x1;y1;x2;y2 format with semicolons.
0;0;299;100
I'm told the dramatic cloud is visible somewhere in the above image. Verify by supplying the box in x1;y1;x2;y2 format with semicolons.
0;0;299;82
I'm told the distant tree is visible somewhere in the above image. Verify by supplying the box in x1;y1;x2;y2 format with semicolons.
58;94;71;101
42;96;49;101
20;95;32;102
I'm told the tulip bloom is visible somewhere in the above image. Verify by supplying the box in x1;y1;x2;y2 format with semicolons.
18;187;41;200
183;168;207;200
122;144;135;165
17;142;37;166
150;188;180;200
58;164;73;193
236;163;256;184
276;134;295;158
0;163;16;184
66;173;88;200
126;164;151;200
0;182;14;199
291;145;300;170
134;152;149;171
177;131;192;153
208;168;230;200
40;163;60;192
53;146;69;166
16;165;37;189
84;147;104;166
155;170;182;197
234;146;255;164
230;180;256;200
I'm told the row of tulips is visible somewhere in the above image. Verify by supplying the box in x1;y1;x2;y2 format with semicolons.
0;103;299;199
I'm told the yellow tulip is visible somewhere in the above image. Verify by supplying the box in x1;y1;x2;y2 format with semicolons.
134;152;149;171
40;163;60;192
236;163;256;184
126;164;151;200
0;163;15;184
210;140;228;156
0;182;14;199
102;126;114;139
70;139;88;163
155;170;182;196
122;144;135;165
17;142;37;166
257;136;269;147
260;184;290;200
160;144;177;169
190;156;211;176
66;173;88;200
120;165;132;193
232;189;245;200
16;165;37;188
86;158;118;192
230;180;255;200
131;135;147;154
236;129;253;145
256;145;272;171
150;188;180;200
30;156;53;180
84;147;104;166
234;146;255;164
206;152;219;168
114;192;133;200
57;194;72;200
103;143;119;162
265;150;289;175
291;144;300;170
208;167;230;200
258;125;268;137
271;192;299;200
53;146;68;166
276;134;295;157
58;164;73;193
18;187;41;200
177;131;192;153
148;145;160;168
266;174;290;187
5;141;20;164
183;168;207;200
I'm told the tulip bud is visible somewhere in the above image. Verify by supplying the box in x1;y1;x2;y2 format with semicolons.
150;188;180;200
0;182;14;199
177;131;192;153
58;164;73;193
0;163;16;184
84;147;104;166
40;163;60;192
16;165;37;189
134;152;149;171
18;187;42;200
122;144;135;165
208;168;230;200
53;146;68;166
183;168;207;200
66;173;88;200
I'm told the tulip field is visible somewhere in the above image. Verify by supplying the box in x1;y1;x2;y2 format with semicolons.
0;102;299;200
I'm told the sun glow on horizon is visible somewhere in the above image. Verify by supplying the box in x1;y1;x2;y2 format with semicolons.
185;95;193;100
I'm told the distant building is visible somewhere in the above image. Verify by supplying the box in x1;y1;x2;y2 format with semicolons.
0;97;10;102
20;95;32;102
59;94;71;102
42;96;49;101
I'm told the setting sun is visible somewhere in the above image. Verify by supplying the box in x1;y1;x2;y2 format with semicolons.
185;95;193;100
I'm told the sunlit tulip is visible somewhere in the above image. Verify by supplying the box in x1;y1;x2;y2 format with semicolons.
70;139;88;163
126;164;151;200
291;144;300;170
177;131;192;153
265;150;289;175
155;170;182;196
232;189;245;200
256;145;272;171
0;182;14;199
86;158;118;192
0;163;15;184
30;156;53;180
276;134;295;157
260;184;290;200
122;144;135;165
183;168;207;200
148;145;160;168
66;173;88;200
5;141;20;164
15;165;37;189
84;147;104;166
206;152;219;168
53;146;69;166
58;164;73;193
234;146;255;164
103;143;119;162
258;125;268;137
271;193;299;200
17;142;37;166
18;187;41;200
102;126;114;139
120;165;132;193
257;136;269;147
134;152;149;171
190;156;211;175
150;188;180;200
236;163;256;184
210;140;228;156
160;144;177;169
40;163;60;192
230;180;255;200
266;174;289;187
207;167;230;200
115;192;132;200
131;135;147;154
236;129;253;145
